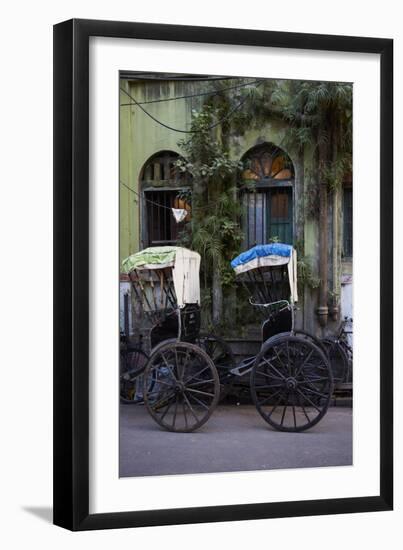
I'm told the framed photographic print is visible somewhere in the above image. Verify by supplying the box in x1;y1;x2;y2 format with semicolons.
53;19;393;530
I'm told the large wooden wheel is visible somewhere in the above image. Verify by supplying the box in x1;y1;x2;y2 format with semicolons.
251;335;333;432
293;330;328;356
143;341;220;432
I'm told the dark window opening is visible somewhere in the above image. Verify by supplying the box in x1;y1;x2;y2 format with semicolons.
140;151;191;247
241;187;293;248
145;190;191;246
146;190;179;246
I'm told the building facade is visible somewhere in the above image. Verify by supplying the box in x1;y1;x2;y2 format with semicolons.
119;74;353;342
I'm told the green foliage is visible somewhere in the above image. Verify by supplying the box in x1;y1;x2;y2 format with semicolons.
297;257;321;291
321;154;352;191
175;102;245;326
190;190;243;271
303;166;320;219
295;239;320;291
174;78;352;328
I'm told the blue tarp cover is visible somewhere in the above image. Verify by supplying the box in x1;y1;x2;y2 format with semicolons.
231;243;293;269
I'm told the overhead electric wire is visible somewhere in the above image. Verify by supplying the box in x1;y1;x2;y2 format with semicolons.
120;181;175;211
120;78;264;106
119;80;264;134
120;181;217;213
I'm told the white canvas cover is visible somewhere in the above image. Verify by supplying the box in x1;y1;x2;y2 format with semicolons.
232;248;298;303
171;248;201;307
122;246;201;307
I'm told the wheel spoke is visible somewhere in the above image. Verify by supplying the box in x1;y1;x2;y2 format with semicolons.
159;351;178;382
153;378;174;388
257;387;284;406
174;346;181;379
266;392;287;418
255;382;284;389
151;391;176;410
183;365;210;385
286;341;292;376
300;375;329;383
160;396;175;421
261;357;287;380
181;347;191;379
272;345;288;372
292;404;297;428
182;398;188;429
294;348;314;378
298;391;311;422
145;387;173;397
280;403;288;426
186;387;215;398
299;384;328;399
186;378;215;387
183;393;200;423
296;388;321;413
172;396;179;428
185;391;210;410
257;370;284;381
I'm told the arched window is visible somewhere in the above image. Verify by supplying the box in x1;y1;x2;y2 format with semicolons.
140;151;191;247
240;143;294;248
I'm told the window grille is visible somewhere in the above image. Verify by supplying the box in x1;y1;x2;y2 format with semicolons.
240;144;294;249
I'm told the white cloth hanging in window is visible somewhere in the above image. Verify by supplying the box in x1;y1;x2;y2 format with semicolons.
172;208;187;223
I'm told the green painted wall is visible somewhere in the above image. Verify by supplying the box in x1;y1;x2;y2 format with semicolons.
120;79;206;261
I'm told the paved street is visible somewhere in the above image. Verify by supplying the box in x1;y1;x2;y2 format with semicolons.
120;404;352;477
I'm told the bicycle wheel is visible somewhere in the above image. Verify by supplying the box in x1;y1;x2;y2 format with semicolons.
120;347;152;404
340;340;353;383
321;338;348;385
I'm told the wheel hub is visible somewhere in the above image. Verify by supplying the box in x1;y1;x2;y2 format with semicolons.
285;377;297;390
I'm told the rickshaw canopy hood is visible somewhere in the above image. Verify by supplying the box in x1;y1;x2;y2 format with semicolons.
231;243;298;303
122;246;201;307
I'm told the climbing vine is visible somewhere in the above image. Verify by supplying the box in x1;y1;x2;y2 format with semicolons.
172;78;352;328
175;103;244;329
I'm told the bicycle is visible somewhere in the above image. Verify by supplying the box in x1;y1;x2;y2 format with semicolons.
119;332;153;404
322;317;353;385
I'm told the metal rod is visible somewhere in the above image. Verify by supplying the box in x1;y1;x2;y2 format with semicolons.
258;267;272;303
248;269;266;306
161;270;171;310
163;268;177;308
123;292;130;338
130;272;144;307
159;271;165;309
148;269;158;311
137;275;156;322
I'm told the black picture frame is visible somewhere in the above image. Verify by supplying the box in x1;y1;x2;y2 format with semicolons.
53;18;393;531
